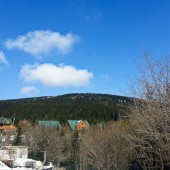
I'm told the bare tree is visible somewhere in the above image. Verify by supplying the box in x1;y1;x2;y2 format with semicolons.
30;125;47;163
127;53;170;169
80;121;130;170
18;119;33;145
45;127;70;168
30;125;70;167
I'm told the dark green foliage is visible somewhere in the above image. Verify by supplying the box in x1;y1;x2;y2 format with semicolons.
13;126;22;146
29;150;44;162
0;93;132;125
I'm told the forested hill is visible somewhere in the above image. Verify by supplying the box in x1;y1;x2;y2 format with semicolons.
0;93;132;124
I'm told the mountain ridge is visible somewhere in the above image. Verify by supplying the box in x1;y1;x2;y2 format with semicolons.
0;93;132;124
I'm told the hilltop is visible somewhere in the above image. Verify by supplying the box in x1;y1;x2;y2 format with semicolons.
0;93;132;124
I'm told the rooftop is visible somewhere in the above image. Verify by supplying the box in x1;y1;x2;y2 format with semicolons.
37;120;61;128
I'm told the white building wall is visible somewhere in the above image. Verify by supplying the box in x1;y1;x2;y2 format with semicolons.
0;146;28;161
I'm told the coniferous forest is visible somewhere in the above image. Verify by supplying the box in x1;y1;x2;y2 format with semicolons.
0;93;132;125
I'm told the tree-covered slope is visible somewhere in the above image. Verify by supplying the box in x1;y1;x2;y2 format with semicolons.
0;93;132;124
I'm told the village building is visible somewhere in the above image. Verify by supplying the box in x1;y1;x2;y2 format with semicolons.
0;145;28;166
0;117;16;145
64;120;90;132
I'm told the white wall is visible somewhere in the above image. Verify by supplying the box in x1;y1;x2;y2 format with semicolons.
0;146;28;161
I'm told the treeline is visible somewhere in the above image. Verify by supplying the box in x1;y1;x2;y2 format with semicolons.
0;93;132;124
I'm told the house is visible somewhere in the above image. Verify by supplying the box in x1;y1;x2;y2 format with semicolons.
0;117;16;144
64;120;90;132
0;145;28;166
37;120;61;128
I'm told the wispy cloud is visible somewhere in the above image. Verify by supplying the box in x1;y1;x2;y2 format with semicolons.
20;86;38;96
0;51;9;66
101;74;112;81
84;10;103;21
5;30;79;56
20;63;93;87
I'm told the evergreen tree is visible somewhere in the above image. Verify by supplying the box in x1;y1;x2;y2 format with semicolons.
13;126;22;146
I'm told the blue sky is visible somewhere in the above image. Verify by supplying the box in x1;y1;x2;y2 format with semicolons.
0;0;170;100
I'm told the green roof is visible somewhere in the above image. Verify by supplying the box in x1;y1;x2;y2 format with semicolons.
38;120;61;128
67;120;89;130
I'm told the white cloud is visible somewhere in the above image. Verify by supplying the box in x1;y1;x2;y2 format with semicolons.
20;86;38;96
5;30;79;56
20;63;93;87
0;51;9;65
